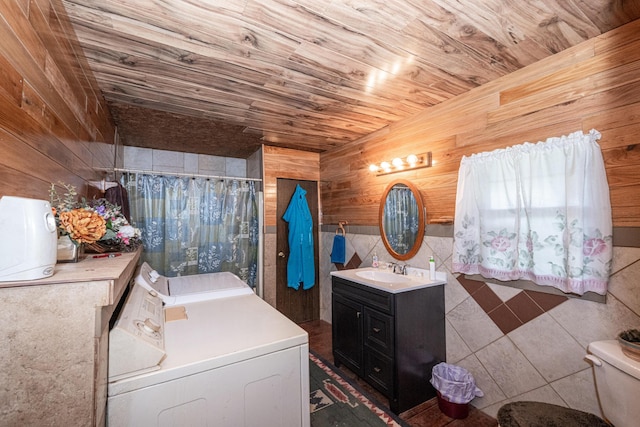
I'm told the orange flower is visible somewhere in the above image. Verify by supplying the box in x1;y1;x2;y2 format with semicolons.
58;209;106;244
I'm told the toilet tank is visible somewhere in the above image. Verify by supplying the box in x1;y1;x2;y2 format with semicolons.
587;340;640;427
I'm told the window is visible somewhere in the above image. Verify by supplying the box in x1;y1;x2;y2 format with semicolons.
453;130;612;295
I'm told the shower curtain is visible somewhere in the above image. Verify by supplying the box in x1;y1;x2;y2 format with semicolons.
122;173;259;288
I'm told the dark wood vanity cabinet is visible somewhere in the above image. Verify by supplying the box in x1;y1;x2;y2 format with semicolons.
332;276;445;414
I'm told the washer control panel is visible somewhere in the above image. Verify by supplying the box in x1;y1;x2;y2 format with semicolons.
135;262;171;302
109;282;166;381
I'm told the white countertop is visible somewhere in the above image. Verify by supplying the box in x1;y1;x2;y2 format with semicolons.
330;267;446;293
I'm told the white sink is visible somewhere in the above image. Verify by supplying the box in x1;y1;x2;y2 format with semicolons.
331;268;444;293
355;270;411;283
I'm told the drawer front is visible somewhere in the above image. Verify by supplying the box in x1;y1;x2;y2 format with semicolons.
364;308;393;356
332;277;394;314
364;348;394;397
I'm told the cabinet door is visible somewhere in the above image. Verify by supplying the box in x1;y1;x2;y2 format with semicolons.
332;293;363;374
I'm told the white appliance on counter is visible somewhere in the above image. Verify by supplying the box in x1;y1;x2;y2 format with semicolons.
107;265;310;427
135;261;254;305
0;196;57;281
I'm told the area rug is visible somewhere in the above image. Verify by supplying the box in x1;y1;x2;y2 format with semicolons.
309;351;409;427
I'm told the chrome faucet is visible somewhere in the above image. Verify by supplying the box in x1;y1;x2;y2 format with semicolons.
392;263;408;275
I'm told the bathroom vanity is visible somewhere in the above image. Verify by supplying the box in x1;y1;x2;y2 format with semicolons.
330;267;446;414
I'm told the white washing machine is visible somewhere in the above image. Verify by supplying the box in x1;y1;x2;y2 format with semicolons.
107;266;310;427
134;262;255;305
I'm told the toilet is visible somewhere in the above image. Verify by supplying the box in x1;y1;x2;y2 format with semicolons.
497;339;640;427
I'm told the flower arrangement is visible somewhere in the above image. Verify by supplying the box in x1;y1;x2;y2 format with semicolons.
84;197;142;252
49;182;142;252
58;208;106;244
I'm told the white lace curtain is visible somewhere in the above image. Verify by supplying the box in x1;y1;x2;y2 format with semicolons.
453;129;612;295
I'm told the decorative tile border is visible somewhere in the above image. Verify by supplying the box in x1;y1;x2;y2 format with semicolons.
457;275;567;335
334;253;362;271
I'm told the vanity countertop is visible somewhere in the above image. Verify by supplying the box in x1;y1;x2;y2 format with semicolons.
330;267;445;293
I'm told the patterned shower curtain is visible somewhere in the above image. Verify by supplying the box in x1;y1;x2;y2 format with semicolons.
122;173;259;288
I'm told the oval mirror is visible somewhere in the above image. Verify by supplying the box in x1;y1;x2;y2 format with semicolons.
379;180;425;261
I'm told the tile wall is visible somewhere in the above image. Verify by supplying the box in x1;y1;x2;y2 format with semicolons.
122;146;247;177
318;229;640;419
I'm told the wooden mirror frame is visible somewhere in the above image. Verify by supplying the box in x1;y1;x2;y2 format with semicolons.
378;179;425;261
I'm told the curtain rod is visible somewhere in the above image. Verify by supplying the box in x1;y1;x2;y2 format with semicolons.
106;167;262;182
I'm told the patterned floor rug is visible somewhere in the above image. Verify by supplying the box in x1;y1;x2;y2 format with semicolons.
309;351;409;427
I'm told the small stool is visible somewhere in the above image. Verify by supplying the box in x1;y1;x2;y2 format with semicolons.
497;401;610;427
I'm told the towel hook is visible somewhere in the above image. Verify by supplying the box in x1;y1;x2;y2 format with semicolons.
337;221;347;236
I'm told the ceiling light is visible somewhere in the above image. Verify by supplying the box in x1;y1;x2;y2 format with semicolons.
369;152;432;176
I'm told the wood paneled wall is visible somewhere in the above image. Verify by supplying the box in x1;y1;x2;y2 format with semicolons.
0;0;116;201
263;145;320;227
321;19;640;228
261;145;320;307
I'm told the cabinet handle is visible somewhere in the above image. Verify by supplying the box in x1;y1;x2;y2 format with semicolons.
373;367;381;373
373;327;380;333
357;311;361;318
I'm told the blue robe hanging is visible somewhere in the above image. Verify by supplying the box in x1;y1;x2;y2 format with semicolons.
283;184;315;290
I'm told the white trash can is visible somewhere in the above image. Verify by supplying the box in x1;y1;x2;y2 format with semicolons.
430;362;483;419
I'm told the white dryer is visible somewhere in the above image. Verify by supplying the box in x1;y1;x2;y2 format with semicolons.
107;267;310;427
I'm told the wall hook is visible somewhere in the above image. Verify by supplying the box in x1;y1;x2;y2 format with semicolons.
337;220;348;235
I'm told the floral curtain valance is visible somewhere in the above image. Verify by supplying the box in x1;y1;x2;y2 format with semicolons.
453;129;612;295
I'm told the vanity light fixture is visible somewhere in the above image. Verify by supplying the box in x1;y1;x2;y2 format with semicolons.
369;152;432;175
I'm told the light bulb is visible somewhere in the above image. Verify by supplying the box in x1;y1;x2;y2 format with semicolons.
369;164;379;172
380;161;391;172
392;157;403;167
406;154;419;166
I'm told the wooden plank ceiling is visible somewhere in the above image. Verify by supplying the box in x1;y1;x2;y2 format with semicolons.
61;0;640;158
